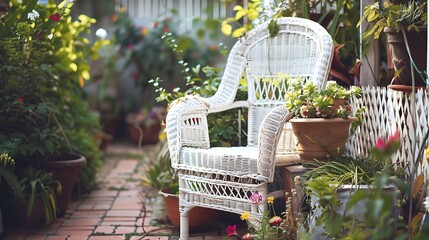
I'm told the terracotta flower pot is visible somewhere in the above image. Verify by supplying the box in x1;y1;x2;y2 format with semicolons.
290;117;357;166
384;27;427;86
159;188;218;230
10;196;46;228
43;154;86;217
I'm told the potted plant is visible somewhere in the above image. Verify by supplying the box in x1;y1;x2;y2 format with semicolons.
126;106;166;145
0;0;106;217
142;140;218;230
359;0;428;87
9;167;60;228
301;131;408;239
284;78;363;165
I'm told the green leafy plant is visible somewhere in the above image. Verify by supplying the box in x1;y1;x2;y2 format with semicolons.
358;0;428;40
305;131;403;186
16;167;60;225
0;0;106;192
141;140;178;192
302;131;426;239
111;8;223;107
150;33;248;147
284;77;362;119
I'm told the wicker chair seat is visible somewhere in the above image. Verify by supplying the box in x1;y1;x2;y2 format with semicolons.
178;146;260;180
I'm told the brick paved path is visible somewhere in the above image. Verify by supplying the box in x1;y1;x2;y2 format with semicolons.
1;143;225;240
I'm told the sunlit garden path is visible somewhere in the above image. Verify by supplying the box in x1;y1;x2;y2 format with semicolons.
2;142;226;240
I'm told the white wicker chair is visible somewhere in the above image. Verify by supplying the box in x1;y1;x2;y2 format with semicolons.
165;17;333;239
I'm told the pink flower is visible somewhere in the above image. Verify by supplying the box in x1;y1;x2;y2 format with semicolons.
242;233;254;240
127;44;135;50
389;130;400;142
226;224;237;236
153;21;158;28
50;13;61;21
374;138;388;150
375;131;400;151
17;97;24;103
269;216;283;226
249;192;262;204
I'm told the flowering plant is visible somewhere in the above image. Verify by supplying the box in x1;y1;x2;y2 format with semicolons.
302;131;422;239
225;192;297;240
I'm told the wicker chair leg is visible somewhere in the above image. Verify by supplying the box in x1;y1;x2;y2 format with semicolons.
179;207;190;240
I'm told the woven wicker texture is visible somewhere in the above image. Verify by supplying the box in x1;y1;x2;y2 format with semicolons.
165;17;333;239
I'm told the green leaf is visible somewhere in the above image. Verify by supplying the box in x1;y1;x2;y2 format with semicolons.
268;20;279;37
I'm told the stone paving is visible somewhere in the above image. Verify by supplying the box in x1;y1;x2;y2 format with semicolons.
1;142;227;240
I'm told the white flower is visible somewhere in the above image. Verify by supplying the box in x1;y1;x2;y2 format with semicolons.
48;33;54;40
95;28;107;40
424;196;429;212
27;10;39;21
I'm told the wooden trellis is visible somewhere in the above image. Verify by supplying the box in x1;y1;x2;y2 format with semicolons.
346;87;429;175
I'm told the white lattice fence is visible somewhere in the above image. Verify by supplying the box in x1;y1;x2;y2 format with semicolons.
346;87;429;173
116;0;230;31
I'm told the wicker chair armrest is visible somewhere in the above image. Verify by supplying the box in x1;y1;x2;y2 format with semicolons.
257;105;294;181
166;96;211;169
208;101;249;114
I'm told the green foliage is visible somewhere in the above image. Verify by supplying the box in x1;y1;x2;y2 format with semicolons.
221;0;362;86
284;77;362;118
151;34;248;147
0;0;106;193
141;141;177;191
305;155;404;186
303;131;417;239
358;0;428;40
16;167;60;225
305;174;405;239
111;9;223;96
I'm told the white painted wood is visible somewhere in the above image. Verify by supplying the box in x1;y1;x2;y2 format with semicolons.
119;0;230;31
346;87;429;175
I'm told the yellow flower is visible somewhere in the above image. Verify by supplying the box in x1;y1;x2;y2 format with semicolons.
267;196;274;204
240;212;250;221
